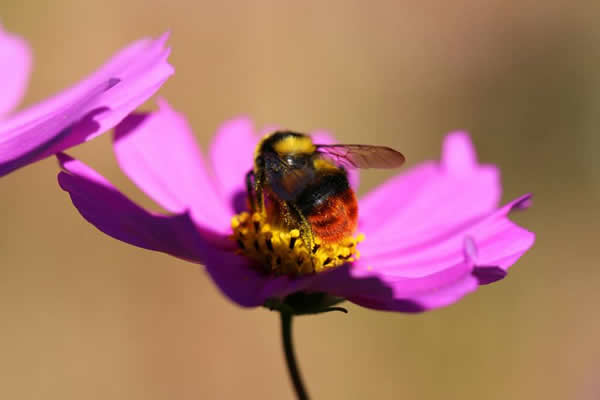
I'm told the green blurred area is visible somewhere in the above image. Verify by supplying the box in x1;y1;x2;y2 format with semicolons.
1;1;599;399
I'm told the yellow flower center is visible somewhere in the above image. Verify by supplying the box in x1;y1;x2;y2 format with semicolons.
230;211;364;276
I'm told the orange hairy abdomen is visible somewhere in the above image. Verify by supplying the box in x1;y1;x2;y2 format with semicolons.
308;189;358;243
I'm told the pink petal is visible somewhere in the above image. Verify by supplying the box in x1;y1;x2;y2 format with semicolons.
359;195;534;267
303;255;476;312
358;162;437;233
404;274;479;311
0;25;31;118
113;100;232;234
441;131;478;174
0;32;173;177
358;132;500;242
320;195;535;311
209;117;259;212
56;151;296;308
202;251;310;307
57;153;225;263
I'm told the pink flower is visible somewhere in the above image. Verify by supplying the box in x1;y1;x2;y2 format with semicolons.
0;25;173;177
57;100;535;312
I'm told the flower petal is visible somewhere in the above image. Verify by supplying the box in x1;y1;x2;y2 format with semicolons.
209;117;259;212
57;153;225;263
358;132;500;242
202;252;302;307
360;195;534;268
401;274;479;311
113;100;232;233
56;152;298;308
324;195;534;311
0;25;31;118
0;32;173;177
441;131;478;174
358;162;437;233
303;256;477;312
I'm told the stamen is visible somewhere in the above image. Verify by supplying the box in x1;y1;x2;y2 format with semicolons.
252;213;261;232
289;229;300;249
230;212;363;276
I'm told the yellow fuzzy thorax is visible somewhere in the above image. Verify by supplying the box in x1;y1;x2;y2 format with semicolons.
273;135;316;155
253;134;316;165
231;212;364;276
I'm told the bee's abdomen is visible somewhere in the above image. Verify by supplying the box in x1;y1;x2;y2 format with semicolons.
307;188;358;243
297;173;357;245
295;172;358;243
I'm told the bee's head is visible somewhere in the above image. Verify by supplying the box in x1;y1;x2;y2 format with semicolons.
256;130;315;170
254;132;316;200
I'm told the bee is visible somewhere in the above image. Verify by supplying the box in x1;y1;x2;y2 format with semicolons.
246;131;405;251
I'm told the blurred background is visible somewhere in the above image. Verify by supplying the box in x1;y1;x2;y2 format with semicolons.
1;1;599;399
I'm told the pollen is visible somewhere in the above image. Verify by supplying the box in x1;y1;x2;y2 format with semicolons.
230;212;364;276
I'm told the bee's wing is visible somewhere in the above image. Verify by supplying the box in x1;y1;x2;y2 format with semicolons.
315;144;405;169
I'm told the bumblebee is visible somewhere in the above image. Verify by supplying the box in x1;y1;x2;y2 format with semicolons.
246;131;405;252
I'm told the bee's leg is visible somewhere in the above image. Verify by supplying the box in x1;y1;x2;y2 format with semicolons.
286;202;316;270
245;170;257;211
255;173;265;212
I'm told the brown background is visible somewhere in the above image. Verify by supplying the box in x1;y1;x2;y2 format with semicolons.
1;1;599;399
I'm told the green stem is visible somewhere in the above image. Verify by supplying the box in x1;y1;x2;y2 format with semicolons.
280;312;310;400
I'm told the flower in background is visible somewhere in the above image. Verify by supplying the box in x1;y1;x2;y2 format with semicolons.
57;100;535;312
0;24;173;177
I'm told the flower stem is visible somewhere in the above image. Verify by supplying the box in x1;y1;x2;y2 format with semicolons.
280;312;310;400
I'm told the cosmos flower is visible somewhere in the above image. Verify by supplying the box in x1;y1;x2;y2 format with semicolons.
57;100;535;312
0;25;173;177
